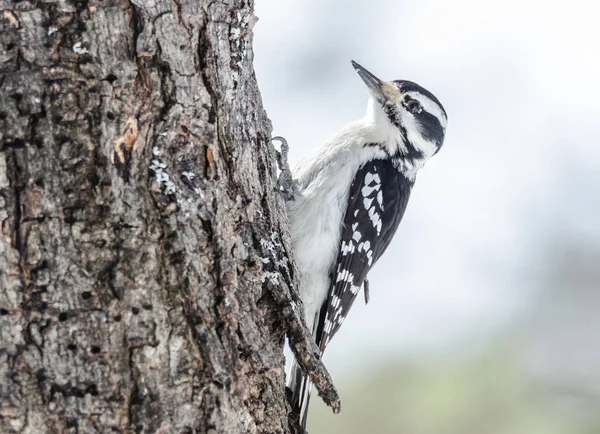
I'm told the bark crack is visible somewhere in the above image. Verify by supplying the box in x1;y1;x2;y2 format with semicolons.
197;20;218;125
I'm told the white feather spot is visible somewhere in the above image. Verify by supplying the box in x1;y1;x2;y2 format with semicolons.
325;319;332;334
362;184;376;197
331;295;341;309
336;269;354;283
367;207;382;235
341;240;356;256
333;307;342;320
363;240;371;252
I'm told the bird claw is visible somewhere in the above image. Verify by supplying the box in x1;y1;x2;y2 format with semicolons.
271;136;298;201
363;278;370;305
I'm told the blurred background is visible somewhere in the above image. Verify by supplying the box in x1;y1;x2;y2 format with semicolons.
254;1;600;433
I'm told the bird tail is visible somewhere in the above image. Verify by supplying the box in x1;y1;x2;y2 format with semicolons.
287;359;312;432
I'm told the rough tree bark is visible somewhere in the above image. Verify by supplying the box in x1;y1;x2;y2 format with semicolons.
0;0;337;433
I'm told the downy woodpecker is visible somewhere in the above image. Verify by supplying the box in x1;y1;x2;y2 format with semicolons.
285;61;447;430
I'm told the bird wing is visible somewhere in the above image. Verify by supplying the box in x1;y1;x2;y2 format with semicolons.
316;159;414;352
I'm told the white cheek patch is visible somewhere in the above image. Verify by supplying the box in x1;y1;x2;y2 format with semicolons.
405;91;447;131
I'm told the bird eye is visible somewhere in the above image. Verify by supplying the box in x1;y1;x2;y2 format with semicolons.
405;100;422;114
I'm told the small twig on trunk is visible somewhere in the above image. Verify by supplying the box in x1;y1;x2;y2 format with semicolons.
281;302;341;413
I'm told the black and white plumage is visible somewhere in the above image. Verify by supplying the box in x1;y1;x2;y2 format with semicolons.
285;61;447;430
317;159;413;351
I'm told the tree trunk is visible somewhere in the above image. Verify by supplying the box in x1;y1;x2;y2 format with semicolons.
0;1;328;432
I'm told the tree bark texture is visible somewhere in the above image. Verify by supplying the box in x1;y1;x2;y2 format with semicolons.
0;0;321;432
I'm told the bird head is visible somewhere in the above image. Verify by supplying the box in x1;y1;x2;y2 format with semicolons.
352;60;447;167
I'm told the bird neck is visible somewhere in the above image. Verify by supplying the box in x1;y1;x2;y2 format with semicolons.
362;101;427;180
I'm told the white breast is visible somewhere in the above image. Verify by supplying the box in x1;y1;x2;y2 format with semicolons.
286;121;385;332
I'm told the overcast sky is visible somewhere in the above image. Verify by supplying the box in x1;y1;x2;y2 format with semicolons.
253;0;600;371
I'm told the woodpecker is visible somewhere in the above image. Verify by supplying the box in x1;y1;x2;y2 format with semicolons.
284;60;447;430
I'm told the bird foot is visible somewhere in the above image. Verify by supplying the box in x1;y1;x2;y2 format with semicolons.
271;136;299;201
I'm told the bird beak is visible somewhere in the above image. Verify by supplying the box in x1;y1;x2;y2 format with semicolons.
351;60;400;104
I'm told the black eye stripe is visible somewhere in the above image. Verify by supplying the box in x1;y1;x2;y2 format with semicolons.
419;112;445;145
380;84;446;157
383;98;445;149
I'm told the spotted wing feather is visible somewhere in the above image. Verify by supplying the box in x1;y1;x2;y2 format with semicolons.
316;159;414;351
